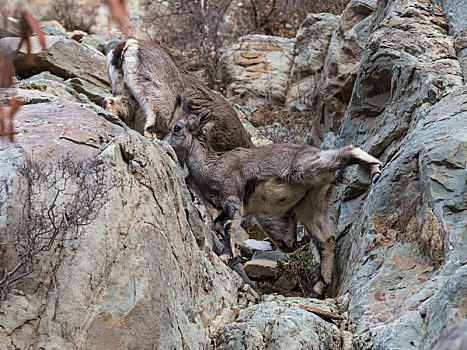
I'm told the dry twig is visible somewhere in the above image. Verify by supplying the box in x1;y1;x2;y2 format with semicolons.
298;304;343;321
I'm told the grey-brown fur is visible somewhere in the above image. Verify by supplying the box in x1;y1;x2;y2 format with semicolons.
165;111;383;297
102;39;253;151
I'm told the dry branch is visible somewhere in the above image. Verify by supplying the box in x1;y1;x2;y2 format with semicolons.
0;154;118;299
298;304;343;321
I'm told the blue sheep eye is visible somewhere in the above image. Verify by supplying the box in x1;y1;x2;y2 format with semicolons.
174;125;181;132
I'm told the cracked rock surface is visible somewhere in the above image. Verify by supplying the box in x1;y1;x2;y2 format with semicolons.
0;100;254;349
216;295;347;350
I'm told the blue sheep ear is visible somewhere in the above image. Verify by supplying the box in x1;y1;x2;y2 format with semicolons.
198;110;212;127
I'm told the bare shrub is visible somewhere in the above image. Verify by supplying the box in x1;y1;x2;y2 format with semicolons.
247;0;347;36
277;250;320;297
249;107;311;143
48;0;101;32
137;0;350;90
133;0;235;91
0;154;118;299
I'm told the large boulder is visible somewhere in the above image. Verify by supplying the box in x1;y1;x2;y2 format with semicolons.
342;86;467;349
221;34;295;107
216;296;348;350
0;97;254;349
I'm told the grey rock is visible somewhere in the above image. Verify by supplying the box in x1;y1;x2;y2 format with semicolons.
240;239;272;257
216;298;343;350
80;34;107;54
335;81;466;348
40;24;67;37
434;0;467;38
286;13;340;108
66;77;111;104
243;259;278;279
0;87;87;106
454;27;467;81
252;250;285;261
320;132;337;150
1;35;108;88
309;0;376;143
23;71;66;83
338;0;462;155
328;0;466;348
16;73;94;104
431;319;467;350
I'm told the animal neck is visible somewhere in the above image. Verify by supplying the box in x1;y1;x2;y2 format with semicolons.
185;137;215;181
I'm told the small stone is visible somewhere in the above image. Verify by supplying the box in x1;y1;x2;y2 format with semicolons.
243;259;277;279
80;35;106;54
252;250;285;261
294;103;307;112
240;239;272;257
69;30;87;41
40;21;66;35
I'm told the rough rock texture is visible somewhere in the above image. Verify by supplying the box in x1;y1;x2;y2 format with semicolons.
338;0;462;154
0;16;21;38
345;87;467;350
15;72;94;105
243;259;277;279
435;0;467;81
0;97;253;349
65;77;111;104
286;13;340;108
309;0;376;143
432;319;467;350
80;34;107;54
221;34;295;106
0;35;109;88
216;296;345;350
2;0;466;348
252;250;285;261
330;0;466;348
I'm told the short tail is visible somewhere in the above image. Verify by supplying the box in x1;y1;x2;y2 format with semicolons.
107;41;127;95
110;41;126;69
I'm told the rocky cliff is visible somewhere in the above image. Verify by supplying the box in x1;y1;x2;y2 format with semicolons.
1;0;466;349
